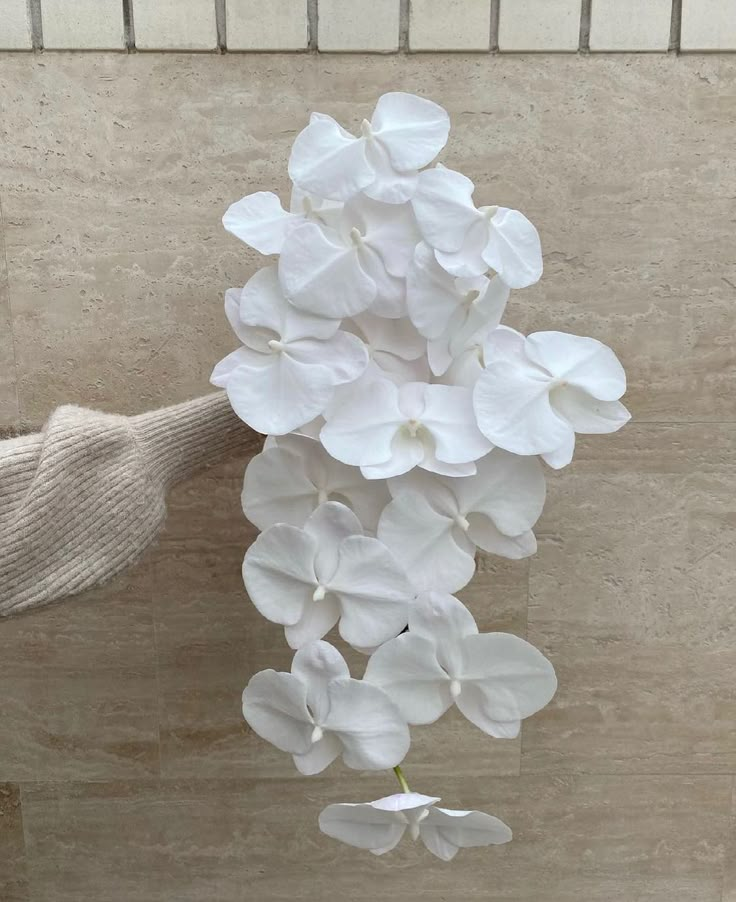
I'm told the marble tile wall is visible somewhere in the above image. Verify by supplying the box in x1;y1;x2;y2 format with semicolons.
0;53;734;900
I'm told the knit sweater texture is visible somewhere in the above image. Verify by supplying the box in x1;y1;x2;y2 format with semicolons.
0;392;259;617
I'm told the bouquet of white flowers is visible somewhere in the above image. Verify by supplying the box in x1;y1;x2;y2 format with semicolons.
213;92;630;861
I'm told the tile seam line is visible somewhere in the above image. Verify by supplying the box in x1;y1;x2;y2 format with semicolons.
12;771;736;786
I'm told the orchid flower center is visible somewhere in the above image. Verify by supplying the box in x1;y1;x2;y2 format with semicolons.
449;679;462;699
360;118;373;139
268;339;285;353
302;196;314;217
310;725;324;743
464;289;481;307
406;418;421;438
454;514;470;532
481;204;499;221
549;377;569;391
317;488;329;505
312;585;327;602
405;807;430;841
350;227;365;248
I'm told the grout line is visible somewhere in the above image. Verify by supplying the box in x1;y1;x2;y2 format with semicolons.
122;0;135;50
27;0;42;50
215;0;226;51
399;0;410;52
579;0;592;52
490;0;500;52
307;0;318;51
669;0;682;53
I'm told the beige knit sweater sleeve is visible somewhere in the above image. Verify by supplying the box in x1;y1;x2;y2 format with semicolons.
0;392;260;617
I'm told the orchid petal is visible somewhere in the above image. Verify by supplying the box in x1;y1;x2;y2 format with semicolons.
421;808;513;860
329;535;412;648
364;632;452;724
293;731;343;775
377;492;476;593
412;166;479;252
242;524;316;625
222;191;293;255
319;802;406;852
482;207;543;289
323;678;410;770
241;670;312;754
371;92;450;172
525;331;627;400
288;112;374;202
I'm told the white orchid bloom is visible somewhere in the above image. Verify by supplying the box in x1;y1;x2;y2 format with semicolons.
320;377;492;480
243;641;410;775
222;187;342;256
473;330;630;468
288;92;450;205
242;433;390;533
412;165;542;287
210;266;368;435
378;450;546;593
345;312;430;384
365;592;557;736
279;195;419;319
407;241;510;349
242;501;412;649
319;792;512;860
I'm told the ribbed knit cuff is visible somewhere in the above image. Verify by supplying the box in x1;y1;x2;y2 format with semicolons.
130;392;262;488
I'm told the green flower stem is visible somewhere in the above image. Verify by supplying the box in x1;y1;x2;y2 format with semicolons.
393;764;410;794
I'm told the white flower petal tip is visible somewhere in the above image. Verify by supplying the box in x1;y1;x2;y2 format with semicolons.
242;640;410;774
319;793;512;859
213;266;368;435
473;330;630;462
412;166;543;287
242;501;412;649
288;93;450;204
364;592;557;734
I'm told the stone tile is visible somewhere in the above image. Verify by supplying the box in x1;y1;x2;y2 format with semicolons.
318;0;400;51
133;0;218;50
0;784;29;902
498;0;580;51
225;0;308;50
590;0;672;51
0;0;32;49
0;202;19;426
522;425;736;774
41;0;125;50
409;0;491;51
20;774;730;901
682;0;736;51
0;565;159;782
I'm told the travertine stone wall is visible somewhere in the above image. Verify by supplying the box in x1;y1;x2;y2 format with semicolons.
1;0;736;52
0;52;735;901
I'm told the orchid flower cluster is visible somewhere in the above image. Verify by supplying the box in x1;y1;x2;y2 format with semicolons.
213;93;630;861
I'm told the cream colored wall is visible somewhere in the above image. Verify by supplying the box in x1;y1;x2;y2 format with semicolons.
0;52;735;901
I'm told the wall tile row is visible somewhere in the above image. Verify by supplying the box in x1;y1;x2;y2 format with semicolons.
1;0;735;52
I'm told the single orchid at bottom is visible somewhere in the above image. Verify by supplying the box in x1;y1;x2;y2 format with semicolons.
216;90;630;861
319;791;512;861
